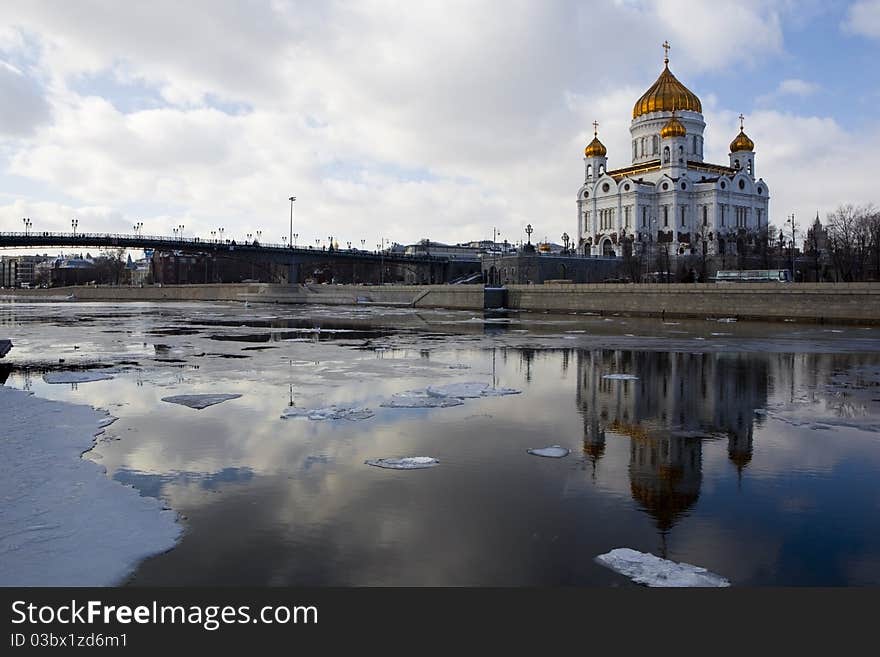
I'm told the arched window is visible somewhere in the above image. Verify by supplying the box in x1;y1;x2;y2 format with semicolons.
734;159;740;170
640;138;645;157
652;135;659;154
633;141;638;160
598;164;605;175
692;135;697;154
586;163;592;178
748;159;753;176
663;206;669;227
663;146;670;163
702;206;708;226
678;145;684;161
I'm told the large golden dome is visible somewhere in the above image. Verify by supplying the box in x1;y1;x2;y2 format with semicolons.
633;61;702;119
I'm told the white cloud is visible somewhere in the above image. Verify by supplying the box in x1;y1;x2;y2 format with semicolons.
842;0;880;38
756;78;821;106
0;1;873;249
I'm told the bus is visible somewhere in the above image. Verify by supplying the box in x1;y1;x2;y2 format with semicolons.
713;269;792;283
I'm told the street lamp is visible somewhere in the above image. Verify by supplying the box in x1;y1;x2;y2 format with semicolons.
360;239;366;250
292;232;298;247
22;217;32;236
133;221;143;236
289;196;296;248
211;230;216;242
785;214;797;280
525;223;533;245
218;227;225;242
282;236;288;246
71;218;78;236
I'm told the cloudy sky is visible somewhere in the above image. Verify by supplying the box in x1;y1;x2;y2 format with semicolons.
1;0;878;252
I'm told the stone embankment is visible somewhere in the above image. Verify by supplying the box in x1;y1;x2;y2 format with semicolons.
5;282;880;324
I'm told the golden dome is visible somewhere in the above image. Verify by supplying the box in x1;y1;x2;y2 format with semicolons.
632;61;702;119
730;128;755;152
584;123;607;158
660;113;686;139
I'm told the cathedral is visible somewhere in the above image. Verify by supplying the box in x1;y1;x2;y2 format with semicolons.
577;43;769;258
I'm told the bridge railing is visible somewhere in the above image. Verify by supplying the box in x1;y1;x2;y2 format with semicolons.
0;231;470;263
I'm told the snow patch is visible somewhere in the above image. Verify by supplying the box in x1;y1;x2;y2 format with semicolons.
602;374;639;381
595;548;730;587
527;445;570;458
365;457;439;470
161;393;242;409
0;387;180;586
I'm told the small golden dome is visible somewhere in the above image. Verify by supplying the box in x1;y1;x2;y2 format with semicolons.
730;129;755;153
660;113;686;139
584;124;607;158
633;54;702;119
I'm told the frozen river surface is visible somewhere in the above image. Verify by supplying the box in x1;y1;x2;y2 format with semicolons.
3;300;880;586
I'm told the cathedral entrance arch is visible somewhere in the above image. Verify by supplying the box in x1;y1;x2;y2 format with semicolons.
601;239;615;257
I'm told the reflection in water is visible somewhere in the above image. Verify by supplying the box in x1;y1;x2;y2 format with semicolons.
576;350;769;555
4;300;880;585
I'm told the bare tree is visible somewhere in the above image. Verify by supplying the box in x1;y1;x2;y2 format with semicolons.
827;204;873;281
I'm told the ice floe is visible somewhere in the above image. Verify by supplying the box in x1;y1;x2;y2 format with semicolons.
281;405;375;421
381;391;465;408
365;457;439;470
43;370;116;384
0;386;180;585
527;445;570;458
595;548;730;587
161;393;242;409
602;374;639;381
426;382;521;398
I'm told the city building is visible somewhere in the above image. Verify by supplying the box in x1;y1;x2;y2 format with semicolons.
577;43;770;258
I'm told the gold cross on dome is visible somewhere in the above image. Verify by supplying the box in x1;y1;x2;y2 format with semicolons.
593;120;599;136
739;113;745;130
662;40;670;64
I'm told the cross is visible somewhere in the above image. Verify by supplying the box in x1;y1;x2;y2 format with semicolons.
739;113;745;131
662;40;670;64
592;120;599;136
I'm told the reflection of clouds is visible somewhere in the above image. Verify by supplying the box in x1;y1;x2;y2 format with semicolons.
113;466;254;499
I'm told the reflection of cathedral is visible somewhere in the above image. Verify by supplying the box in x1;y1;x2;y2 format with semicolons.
576;349;769;550
577;42;770;257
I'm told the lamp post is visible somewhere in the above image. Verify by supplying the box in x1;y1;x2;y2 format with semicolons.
218;227;225;243
178;224;185;239
211;230;216;242
22;217;32;236
525;223;533;245
292;232;298;247
71;218;78;236
289;196;296;248
282;236;287;247
133;221;143;237
785;214;798;280
561;232;570;253
360;239;365;250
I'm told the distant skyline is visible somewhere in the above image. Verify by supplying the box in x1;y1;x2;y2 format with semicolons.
1;0;879;253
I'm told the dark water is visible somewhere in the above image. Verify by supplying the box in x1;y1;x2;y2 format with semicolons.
4;300;880;586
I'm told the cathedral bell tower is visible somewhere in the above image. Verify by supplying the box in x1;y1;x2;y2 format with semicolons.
584;121;608;182
660;109;687;178
729;114;756;178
